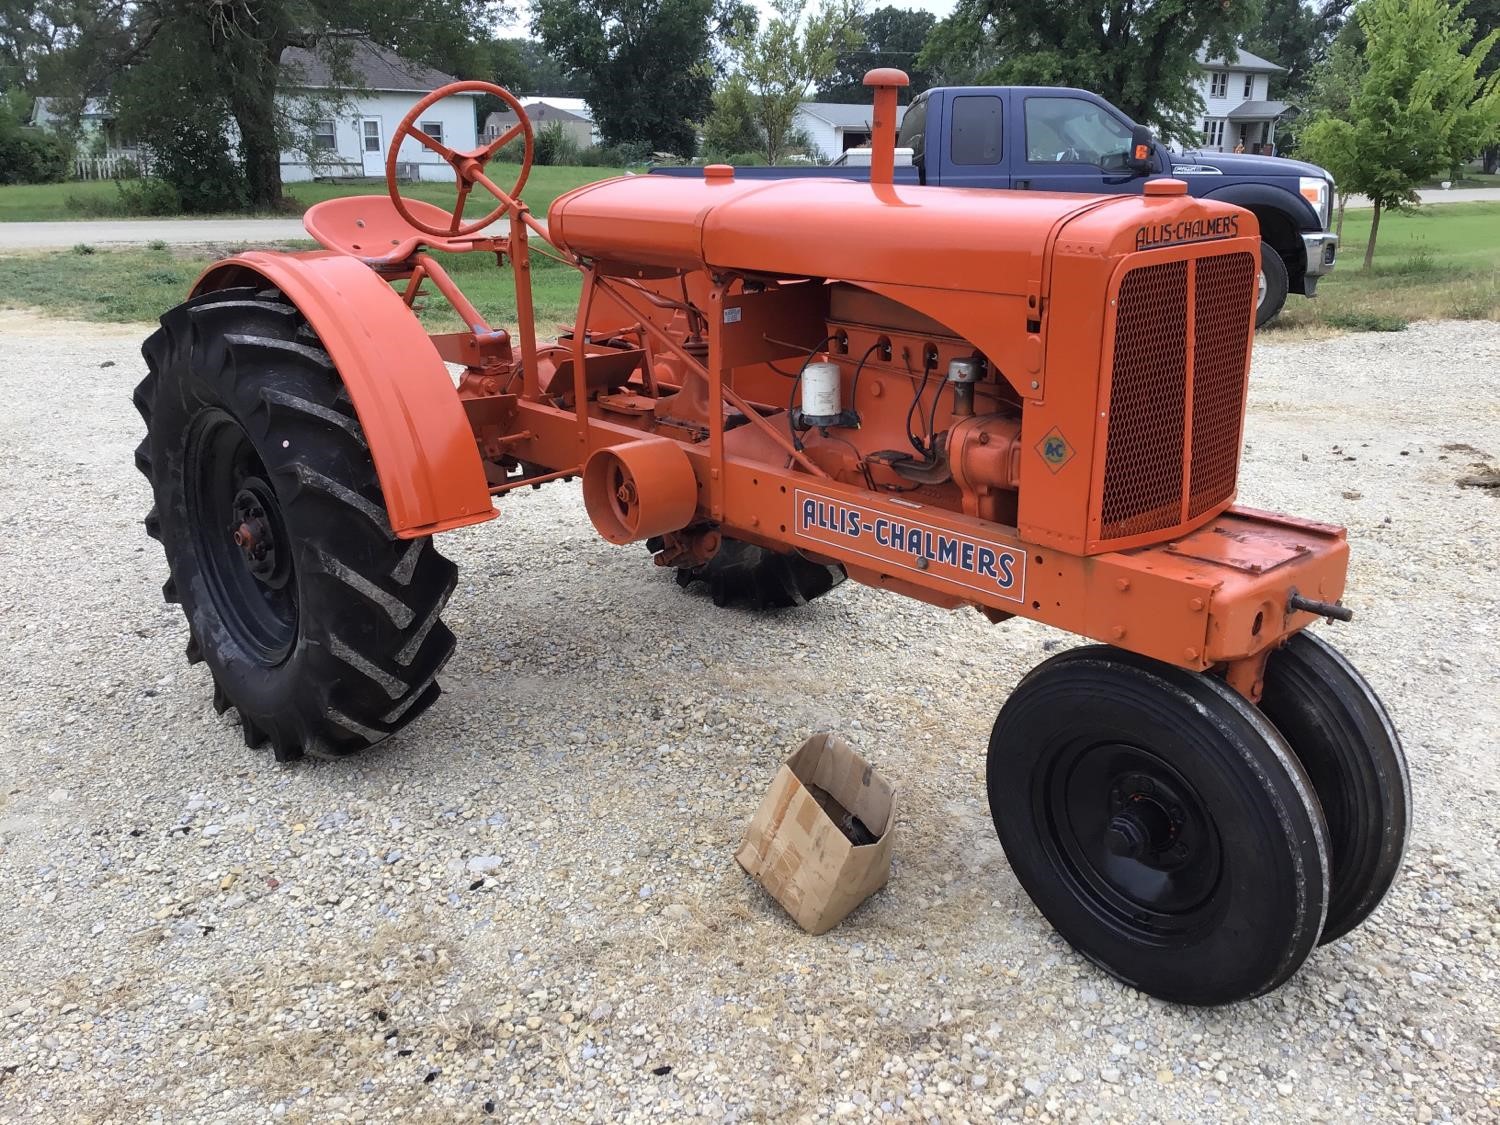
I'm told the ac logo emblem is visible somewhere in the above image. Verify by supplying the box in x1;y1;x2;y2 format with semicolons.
1037;427;1074;473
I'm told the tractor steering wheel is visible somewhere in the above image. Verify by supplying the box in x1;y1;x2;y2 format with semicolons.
386;80;535;239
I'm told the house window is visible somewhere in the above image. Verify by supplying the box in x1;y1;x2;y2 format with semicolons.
362;120;381;152
1244;74;1254;98
312;121;336;151
1203;119;1225;149
1209;72;1227;98
420;120;444;147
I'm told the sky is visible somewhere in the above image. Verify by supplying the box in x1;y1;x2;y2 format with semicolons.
495;0;959;38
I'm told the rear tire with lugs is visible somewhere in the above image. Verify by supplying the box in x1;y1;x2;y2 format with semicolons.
134;286;458;761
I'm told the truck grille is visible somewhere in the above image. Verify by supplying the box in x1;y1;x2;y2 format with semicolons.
1097;251;1255;542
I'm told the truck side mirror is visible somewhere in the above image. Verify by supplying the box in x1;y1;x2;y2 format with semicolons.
1128;125;1155;175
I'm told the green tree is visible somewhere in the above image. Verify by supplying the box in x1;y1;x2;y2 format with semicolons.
736;0;863;163
816;5;936;102
918;0;1259;144
13;1;501;211
533;0;752;155
1464;0;1500;171
1296;31;1365;235
702;72;763;157
1298;0;1500;267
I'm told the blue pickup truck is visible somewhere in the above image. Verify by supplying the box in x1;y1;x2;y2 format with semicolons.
654;85;1339;326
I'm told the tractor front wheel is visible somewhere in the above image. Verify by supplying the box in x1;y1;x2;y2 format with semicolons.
987;646;1331;1006
1257;631;1409;943
134;287;459;761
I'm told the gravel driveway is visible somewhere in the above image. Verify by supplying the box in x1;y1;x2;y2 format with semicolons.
0;310;1497;1122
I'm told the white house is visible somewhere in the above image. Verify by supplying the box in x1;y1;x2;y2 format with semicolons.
794;101;908;163
1192;47;1291;154
278;40;480;182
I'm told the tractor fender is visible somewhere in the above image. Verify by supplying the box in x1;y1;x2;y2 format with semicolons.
193;250;494;539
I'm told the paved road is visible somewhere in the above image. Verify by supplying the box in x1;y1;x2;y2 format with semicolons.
0;187;1494;251
0;214;519;251
1345;187;1499;209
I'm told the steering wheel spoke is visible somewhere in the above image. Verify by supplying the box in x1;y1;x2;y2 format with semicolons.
479;122;527;163
386;80;535;239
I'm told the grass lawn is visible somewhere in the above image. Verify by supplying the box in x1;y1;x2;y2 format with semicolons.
2;201;1495;337
0;164;623;222
1262;201;1500;336
0;241;585;333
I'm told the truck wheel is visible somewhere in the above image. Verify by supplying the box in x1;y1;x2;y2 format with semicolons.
134;286;458;761
649;536;846;609
1257;631;1409;943
1256;240;1289;327
987;646;1330;1006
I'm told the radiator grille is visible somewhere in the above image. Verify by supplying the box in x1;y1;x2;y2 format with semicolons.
1098;251;1255;541
1098;260;1189;539
1189;253;1256;517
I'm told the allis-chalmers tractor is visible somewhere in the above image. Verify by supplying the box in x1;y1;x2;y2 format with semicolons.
134;73;1408;1006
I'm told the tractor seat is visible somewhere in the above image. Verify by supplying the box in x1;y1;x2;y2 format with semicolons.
303;195;498;263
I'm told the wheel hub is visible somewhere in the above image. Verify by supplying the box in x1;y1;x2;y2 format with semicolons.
231;487;279;582
1045;743;1223;932
185;410;298;666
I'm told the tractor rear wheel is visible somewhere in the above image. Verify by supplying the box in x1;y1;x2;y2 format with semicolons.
649;536;846;609
986;646;1330;1006
1257;631;1409;944
134;286;458;761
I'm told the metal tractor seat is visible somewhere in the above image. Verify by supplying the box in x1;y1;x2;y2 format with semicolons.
303;195;498;264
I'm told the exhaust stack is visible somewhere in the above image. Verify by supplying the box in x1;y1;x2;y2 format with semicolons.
862;68;910;186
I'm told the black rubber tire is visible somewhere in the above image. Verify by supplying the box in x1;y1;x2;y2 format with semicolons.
1256;240;1290;327
1258;631;1410;944
134;286;458;762
987;645;1330;1006
647;536;846;610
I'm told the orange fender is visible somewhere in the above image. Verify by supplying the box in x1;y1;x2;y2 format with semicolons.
193;250;494;538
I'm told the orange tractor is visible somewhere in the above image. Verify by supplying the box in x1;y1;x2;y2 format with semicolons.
134;74;1407;1005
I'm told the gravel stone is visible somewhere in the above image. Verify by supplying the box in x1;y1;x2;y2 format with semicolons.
0;310;1496;1121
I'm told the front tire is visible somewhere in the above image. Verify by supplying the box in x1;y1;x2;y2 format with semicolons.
987;646;1330;1006
1256;240;1290;327
134;287;458;761
1258;631;1410;943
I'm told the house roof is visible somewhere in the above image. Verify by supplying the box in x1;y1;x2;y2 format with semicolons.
281;39;469;94
1226;99;1292;120
796;101;907;130
1196;47;1285;74
31;96;109;125
486;101;592;130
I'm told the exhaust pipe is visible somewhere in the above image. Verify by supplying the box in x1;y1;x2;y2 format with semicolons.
863;68;910;187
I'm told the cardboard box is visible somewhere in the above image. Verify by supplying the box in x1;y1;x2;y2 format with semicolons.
736;733;896;935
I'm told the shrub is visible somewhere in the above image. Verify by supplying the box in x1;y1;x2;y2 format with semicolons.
533;121;581;166
0;102;73;184
66;177;182;218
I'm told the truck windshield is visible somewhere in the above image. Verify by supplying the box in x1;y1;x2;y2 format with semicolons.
1024;97;1132;165
897;94;929;165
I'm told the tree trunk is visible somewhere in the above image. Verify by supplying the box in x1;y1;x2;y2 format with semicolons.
1335;194;1348;240
1362;200;1380;270
229;42;286;211
1484;145;1499;176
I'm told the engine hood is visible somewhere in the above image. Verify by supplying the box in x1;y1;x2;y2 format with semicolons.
1171;149;1331;181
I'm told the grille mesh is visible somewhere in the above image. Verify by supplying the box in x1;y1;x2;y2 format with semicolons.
1189;252;1256;517
1098;259;1189;539
1098;251;1255;542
